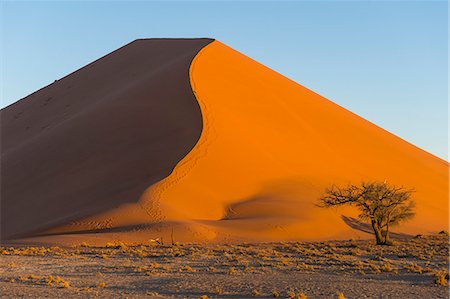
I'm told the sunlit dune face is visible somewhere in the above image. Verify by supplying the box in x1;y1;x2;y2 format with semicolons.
141;40;448;241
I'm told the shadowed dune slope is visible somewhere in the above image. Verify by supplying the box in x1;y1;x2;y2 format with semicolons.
0;38;213;240
2;39;448;245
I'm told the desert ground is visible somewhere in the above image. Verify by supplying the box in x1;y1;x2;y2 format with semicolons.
1;233;448;298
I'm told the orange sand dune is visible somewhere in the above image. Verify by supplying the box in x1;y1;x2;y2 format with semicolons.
2;39;448;245
141;41;448;242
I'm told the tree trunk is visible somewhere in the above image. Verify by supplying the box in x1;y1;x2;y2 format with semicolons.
384;222;391;245
371;220;384;245
384;232;391;245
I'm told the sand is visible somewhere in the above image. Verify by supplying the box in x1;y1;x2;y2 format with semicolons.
1;39;448;245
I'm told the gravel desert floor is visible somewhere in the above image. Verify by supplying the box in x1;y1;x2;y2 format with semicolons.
0;234;448;298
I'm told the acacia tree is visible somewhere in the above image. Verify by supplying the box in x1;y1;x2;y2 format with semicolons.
319;181;415;245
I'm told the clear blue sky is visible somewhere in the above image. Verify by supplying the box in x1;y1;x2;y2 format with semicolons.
1;1;448;160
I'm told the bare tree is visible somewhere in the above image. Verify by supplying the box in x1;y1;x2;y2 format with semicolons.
319;181;415;245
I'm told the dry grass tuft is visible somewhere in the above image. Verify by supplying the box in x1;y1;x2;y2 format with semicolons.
251;289;262;297
146;291;160;296
337;292;346;299
16;275;72;288
179;265;196;272
287;289;296;298
405;262;423;274
381;262;393;272
213;286;223;294
97;282;106;288
53;276;70;288
434;271;448;286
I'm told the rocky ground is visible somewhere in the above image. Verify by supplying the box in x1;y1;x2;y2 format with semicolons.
0;234;448;298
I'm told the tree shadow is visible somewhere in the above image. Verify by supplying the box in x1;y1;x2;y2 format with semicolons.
341;215;412;239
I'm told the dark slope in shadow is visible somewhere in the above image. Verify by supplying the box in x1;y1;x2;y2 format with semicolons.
341;216;412;239
1;38;214;240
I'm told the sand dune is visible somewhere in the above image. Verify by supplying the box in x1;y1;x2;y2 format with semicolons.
1;39;448;245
